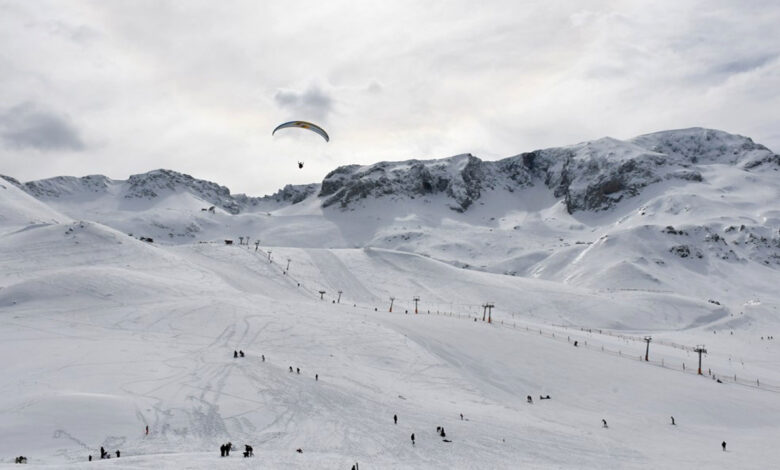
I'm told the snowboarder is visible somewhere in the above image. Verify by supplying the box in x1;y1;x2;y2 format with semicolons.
394;414;398;425
239;350;245;357
722;441;726;451
671;416;675;425
234;350;238;358
411;433;415;446
602;419;608;428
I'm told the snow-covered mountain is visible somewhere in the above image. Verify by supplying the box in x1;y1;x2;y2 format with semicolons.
1;127;779;468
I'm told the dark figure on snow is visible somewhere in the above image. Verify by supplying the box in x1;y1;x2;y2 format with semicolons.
226;442;232;456
262;355;265;362
602;419;608;428
88;455;92;462
145;425;149;435
440;428;446;438
244;444;253;457
574;340;578;347
298;161;304;169
527;395;533;404
289;366;293;373
297;367;300;374
722;441;726;451
316;374;319;381
460;413;464;420
116;450;120;458
234;350;238;358
100;446;106;459
394;414;398;425
411;433;415;445
540;395;551;400
296;448;303;453
239;350;245;357
671;416;675;425
437;426;441;433
220;444;226;457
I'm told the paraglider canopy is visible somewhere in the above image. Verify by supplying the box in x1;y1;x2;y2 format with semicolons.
272;120;329;142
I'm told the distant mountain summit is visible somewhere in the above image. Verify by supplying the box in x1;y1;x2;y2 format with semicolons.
320;128;778;213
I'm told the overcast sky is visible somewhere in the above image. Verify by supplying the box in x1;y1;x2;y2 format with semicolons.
1;1;778;195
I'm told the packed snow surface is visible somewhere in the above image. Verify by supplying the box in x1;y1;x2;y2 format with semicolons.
1;128;779;468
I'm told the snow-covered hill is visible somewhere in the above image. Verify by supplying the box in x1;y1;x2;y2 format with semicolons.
1;127;779;468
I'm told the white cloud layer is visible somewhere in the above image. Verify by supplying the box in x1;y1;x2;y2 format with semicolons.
1;0;778;194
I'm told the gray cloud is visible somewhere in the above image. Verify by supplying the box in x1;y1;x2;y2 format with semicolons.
0;102;85;151
273;86;333;121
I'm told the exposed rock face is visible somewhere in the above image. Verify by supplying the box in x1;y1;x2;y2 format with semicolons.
318;128;778;214
18;169;317;215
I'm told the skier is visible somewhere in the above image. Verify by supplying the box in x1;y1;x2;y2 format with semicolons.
574;340;578;347
116;450;120;458
440;427;446;438
722;441;726;451
394;414;398;425
88;455;92;462
316;374;319;381
411;433;415;446
145;425;149;435
527;395;533;404
234;350;238;358
297;367;300;374
602;419;608;428
671;416;675;425
100;446;106;459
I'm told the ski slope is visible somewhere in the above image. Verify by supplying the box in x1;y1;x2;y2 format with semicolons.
1;220;779;468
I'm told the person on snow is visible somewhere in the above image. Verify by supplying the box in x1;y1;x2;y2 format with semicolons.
244;444;253;457
234;350;238;358
100;446;106;459
394;414;398;425
316;374;319;381
296;367;300;374
145;425;149;435
226;442;232;456
671;416;675;425
440;427;446;438
289;366;293;373
262;355;265;362
115;450;120;458
411;433;415;446
574;340;578;347
296;448;303;453
527;395;533;404
88;455;92;462
239;350;245;357
602;419;608;428
460;413;464;420
220;444;226;457
722;441;727;451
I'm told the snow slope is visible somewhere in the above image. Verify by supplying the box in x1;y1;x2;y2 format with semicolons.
1;127;779;468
